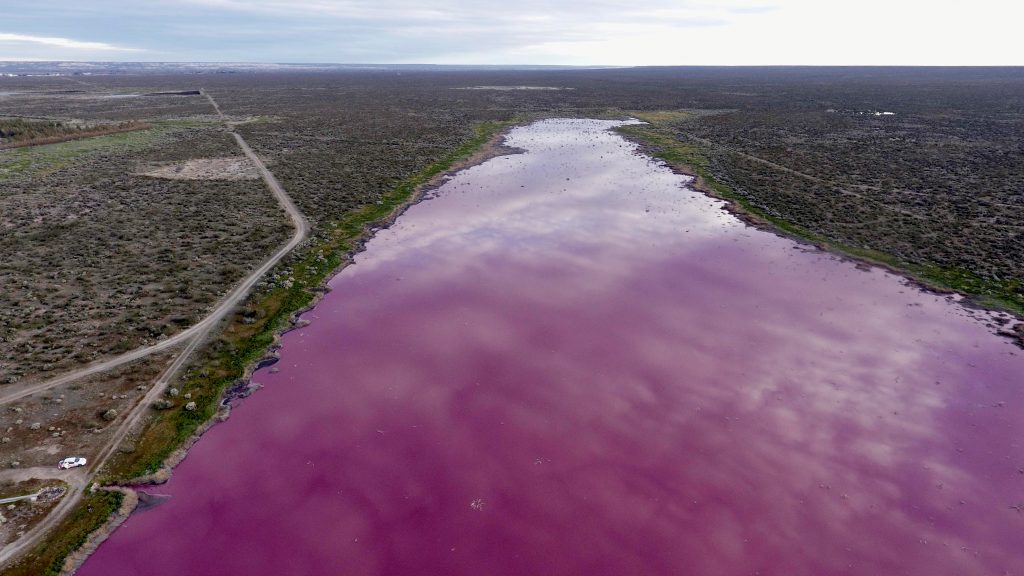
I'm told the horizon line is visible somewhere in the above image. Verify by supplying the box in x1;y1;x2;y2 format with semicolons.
3;61;1024;68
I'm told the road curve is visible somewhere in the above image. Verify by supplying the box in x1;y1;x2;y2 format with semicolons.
0;92;307;407
0;90;308;569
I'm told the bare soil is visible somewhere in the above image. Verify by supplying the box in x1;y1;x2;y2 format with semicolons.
0;480;65;546
139;157;258;181
0;350;178;470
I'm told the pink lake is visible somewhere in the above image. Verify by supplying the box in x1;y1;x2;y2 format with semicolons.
80;119;1024;575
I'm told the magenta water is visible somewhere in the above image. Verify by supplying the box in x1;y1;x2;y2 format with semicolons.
80;120;1024;575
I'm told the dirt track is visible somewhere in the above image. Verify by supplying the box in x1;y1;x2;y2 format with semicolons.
0;90;307;569
0;92;307;407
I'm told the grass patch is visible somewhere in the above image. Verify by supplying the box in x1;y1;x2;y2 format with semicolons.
0;126;169;181
3;491;122;576
100;118;514;481
619;117;1024;317
0;120;149;151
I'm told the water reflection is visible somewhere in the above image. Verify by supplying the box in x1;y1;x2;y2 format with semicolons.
81;119;1024;575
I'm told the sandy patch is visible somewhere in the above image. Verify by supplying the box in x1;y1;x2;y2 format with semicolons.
140;157;259;180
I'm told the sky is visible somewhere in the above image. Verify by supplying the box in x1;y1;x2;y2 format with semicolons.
0;0;1021;65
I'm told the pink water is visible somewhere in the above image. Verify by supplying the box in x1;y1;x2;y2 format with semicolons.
80;119;1024;575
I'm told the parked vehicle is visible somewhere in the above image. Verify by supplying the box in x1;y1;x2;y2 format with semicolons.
58;456;87;469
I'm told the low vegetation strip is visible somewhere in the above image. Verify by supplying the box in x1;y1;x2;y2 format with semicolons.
619;113;1024;317
0;119;150;150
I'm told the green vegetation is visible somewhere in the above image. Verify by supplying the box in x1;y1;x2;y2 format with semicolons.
0;118;149;151
102;119;513;481
0;125;164;180
619;115;1024;316
3;490;122;576
0;118;80;143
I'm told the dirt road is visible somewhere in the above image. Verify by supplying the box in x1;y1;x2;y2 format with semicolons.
0;92;307;407
0;90;307;570
0;467;85;487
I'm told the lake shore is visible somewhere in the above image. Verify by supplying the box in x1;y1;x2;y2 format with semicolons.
617;118;1024;342
10;120;520;576
78;118;1024;576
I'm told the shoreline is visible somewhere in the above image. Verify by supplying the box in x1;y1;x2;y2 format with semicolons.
34;114;1021;574
117;127;523;489
59;114;1024;576
616;123;1024;346
53;121;523;575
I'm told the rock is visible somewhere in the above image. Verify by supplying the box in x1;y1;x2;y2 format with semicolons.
28;422;40;430
48;426;55;431
153;399;175;410
37;486;65;501
184;402;197;411
10;407;22;413
119;443;136;454
237;383;263;399
9;462;18;468
168;388;180;397
0;437;8;444
12;420;20;425
102;409;118;421
50;432;60;438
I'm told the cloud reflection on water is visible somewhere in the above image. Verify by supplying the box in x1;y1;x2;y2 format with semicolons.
80;119;1024;576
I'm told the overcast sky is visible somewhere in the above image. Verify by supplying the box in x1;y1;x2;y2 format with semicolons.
1;0;1021;65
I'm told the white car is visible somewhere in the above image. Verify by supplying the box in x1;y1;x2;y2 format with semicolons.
58;456;87;470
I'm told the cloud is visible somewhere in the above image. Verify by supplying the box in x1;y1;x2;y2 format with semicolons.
0;32;141;52
177;0;754;25
164;0;756;63
3;0;1022;64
